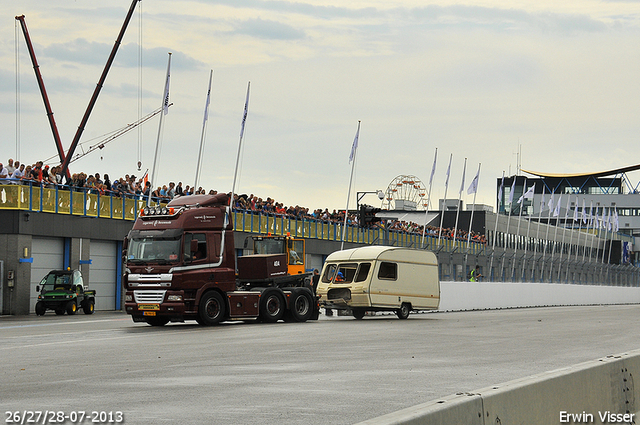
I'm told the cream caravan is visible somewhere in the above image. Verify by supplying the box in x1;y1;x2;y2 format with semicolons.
317;246;440;319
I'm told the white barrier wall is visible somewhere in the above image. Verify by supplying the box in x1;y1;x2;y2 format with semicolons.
439;281;640;311
357;349;640;425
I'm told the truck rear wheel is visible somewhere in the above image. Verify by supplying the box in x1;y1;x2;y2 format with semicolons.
396;303;411;320
287;288;313;322
35;301;46;316
66;301;77;315
259;289;285;323
198;291;226;325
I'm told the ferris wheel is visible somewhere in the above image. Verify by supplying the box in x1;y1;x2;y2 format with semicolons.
382;175;428;210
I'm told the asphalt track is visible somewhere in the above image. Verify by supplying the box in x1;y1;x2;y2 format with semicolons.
1;305;639;425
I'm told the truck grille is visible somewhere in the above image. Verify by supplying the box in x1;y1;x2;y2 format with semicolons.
134;290;166;304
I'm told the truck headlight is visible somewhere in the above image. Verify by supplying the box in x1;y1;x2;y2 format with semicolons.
167;295;183;301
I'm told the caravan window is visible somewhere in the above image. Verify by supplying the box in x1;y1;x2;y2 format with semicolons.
322;263;359;283
378;262;397;280
322;264;337;283
354;263;371;282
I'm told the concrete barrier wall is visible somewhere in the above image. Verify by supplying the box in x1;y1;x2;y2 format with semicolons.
439;281;640;311
357;349;640;425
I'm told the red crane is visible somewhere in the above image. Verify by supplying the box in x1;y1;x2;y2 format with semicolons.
16;0;141;178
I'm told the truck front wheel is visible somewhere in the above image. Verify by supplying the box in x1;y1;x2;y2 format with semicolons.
198;291;226;325
66;301;77;315
259;289;285;323
35;301;46;316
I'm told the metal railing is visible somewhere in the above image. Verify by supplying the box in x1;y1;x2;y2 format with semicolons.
0;182;485;253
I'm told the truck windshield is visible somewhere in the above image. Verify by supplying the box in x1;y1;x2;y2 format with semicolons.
128;232;182;264
253;238;285;255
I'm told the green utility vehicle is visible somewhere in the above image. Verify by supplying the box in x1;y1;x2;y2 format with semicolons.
35;269;96;316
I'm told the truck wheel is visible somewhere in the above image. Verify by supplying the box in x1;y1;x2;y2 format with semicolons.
55;308;65;316
35;301;46;316
259;289;285;323
352;308;366;320
288;288;313;322
198;291;226;325
396;303;411;320
82;299;95;315
145;317;169;326
66;301;77;315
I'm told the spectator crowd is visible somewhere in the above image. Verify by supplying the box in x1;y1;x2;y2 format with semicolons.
1;157;487;244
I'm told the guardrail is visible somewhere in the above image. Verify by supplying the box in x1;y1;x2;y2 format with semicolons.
0;182;485;253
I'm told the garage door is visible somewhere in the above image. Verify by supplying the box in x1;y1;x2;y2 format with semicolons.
89;240;117;311
30;237;65;313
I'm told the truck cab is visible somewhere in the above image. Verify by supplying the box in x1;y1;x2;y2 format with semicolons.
123;194;318;326
252;235;306;276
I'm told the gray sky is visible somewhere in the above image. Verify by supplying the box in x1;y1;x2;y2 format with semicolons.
3;0;640;212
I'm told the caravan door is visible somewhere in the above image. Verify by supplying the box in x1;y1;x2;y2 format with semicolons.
368;261;399;308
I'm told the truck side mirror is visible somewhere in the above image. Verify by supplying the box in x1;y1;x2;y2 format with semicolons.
36;285;40;292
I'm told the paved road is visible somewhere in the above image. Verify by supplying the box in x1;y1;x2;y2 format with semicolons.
1;305;639;425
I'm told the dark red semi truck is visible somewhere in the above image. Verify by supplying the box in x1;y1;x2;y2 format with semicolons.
123;193;318;326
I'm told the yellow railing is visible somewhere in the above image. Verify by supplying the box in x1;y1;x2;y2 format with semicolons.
0;183;165;221
0;183;484;253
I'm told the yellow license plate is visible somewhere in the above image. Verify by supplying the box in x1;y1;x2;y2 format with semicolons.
138;304;160;311
143;311;156;316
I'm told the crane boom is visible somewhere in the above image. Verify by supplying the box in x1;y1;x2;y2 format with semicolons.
58;0;141;177
15;15;68;176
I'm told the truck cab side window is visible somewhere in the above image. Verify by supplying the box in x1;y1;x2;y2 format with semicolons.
377;262;397;280
184;233;207;262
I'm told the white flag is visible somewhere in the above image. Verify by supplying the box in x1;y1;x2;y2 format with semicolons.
444;154;452;189
349;122;360;163
429;149;437;186
588;201;593;226
517;184;535;204
467;167;479;195
459;162;466;196
614;209;619;232
162;54;172;115
572;198;579;221
202;70;213;127
553;195;562;217
497;175;504;205
547;191;554;212
581;199;587;224
508;178;516;204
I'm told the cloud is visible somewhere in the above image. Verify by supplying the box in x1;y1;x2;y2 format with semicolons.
39;40;203;71
232;17;306;40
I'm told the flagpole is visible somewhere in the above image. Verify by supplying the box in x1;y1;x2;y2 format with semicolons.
565;195;578;282
541;190;554;282
452;158;466;251
230;81;251;209
501;176;517;279
584;201;593;263
147;52;171;206
437;154;453;248
194;69;213;190
549;193;562;282
520;183;535;281
511;178;527;281
421;148;437;248
532;185;545;282
489;172;504;280
556;195;571;282
466;163;481;246
341;121;360;251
